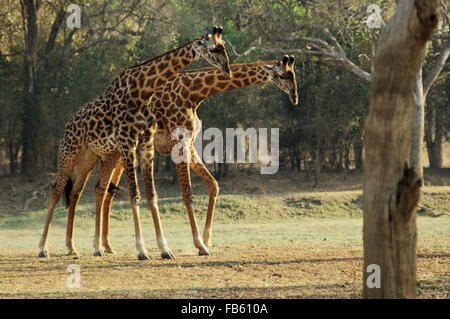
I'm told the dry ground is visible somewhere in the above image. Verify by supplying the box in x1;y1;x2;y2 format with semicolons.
0;244;448;299
0;169;448;299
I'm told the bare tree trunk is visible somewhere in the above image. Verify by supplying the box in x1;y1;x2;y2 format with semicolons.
410;69;425;177
223;161;229;177
213;162;219;178
425;86;448;169
428;136;444;168
295;146;301;170
165;156;171;171
354;139;364;170
7;117;21;175
427;41;450;169
410;36;450;174
20;0;41;175
426;120;445;169
363;0;439;299
313;138;320;186
289;145;296;170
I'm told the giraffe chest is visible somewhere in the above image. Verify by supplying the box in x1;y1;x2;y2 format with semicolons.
153;112;200;157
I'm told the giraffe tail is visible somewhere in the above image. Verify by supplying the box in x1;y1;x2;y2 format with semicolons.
63;177;73;209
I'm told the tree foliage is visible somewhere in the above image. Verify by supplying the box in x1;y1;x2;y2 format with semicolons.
0;0;448;178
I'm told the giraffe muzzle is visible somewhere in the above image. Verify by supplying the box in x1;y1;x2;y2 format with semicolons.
290;90;298;106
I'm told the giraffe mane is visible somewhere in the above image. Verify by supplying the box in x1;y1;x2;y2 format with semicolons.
178;61;279;74
124;38;201;71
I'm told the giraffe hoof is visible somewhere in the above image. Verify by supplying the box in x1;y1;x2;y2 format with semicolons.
198;249;211;256
138;252;151;260
93;250;105;257
104;248;116;254
161;251;176;260
37;250;49;258
66;250;79;257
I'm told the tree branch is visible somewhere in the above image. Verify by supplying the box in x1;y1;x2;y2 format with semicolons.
227;39;372;82
43;5;65;70
423;39;450;97
254;18;372;82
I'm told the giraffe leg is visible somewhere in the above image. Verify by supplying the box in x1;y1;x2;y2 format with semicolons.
100;159;123;254
65;150;99;256
138;146;174;259
176;162;210;256
38;145;80;257
38;177;70;257
93;153;120;256
121;148;150;260
189;151;219;249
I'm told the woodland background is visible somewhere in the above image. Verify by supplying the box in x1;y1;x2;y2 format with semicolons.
0;0;448;182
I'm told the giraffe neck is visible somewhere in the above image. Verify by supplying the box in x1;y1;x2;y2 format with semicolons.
178;62;275;108
118;39;200;106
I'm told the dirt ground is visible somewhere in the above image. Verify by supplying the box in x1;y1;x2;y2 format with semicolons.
0;244;448;299
0;169;448;299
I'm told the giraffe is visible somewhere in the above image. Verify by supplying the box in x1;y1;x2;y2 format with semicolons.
38;26;231;259
95;55;298;259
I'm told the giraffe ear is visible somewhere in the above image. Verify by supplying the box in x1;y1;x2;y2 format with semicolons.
200;33;212;45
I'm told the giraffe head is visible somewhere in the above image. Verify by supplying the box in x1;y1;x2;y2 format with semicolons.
193;26;231;78
265;55;298;105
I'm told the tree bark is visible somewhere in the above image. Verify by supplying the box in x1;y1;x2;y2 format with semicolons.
363;0;439;299
410;69;425;177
